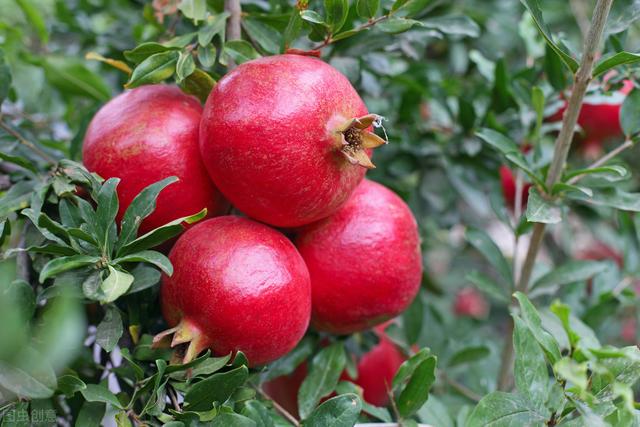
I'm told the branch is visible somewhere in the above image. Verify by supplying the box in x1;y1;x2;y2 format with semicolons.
567;139;634;185
0;118;57;164
224;0;242;69
496;0;614;391
255;386;300;427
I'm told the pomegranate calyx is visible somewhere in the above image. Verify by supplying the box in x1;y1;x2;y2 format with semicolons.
152;318;209;364
338;114;387;169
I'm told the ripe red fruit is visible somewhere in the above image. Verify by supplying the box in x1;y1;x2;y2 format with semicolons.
262;329;405;415
199;54;386;228
576;241;623;268
454;287;489;319
499;166;531;210
157;216;311;366
295;179;422;334
83;85;228;235
342;328;405;407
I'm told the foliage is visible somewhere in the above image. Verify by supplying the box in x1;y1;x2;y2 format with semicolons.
0;0;639;426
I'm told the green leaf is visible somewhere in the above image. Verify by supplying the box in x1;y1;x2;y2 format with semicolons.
16;0;49;43
513;316;549;404
532;86;544;136
554;357;588;391
224;40;261;65
392;0;432;18
465;271;510;303
180;69;216;103
242;19;281;54
125;51;179;89
521;0;579;72
396;353;437;417
417;395;454;427
526;188;562;224
100;266;134;303
356;0;379;18
187;353;233;378
80;383;123;408
184;365;248;411
0;49;11;103
564;165;627;181
118;208;207;256
476;128;520;155
422;15;480;37
465;228;513;287
0;347;57;399
96;305;123;352
551;182;593;198
75;401;106;427
324;0;349;32
568;187;640;211
448;345;490;367
620;89;640;137
39;255;100;283
211;413;257;427
466;391;550;426
123;43;178;64
113;250;172;275
549;301;581;349
531;260;608;292
335;381;391;422
377;18;423;34
298;342;347;419
43;57;111;101
263;336;314;381
127;264;162;294
242;400;275;427
95;177;120;250
513;292;562;364
300;10;326;25
176;51;196;83
593;52;640;77
402;292;423;345
304;394;361;426
57;374;87;397
198;13;229;46
0;218;11;247
116;177;178;253
178;0;207;23
284;9;304;49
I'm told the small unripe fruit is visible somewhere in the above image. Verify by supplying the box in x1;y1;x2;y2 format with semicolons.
454;287;489;319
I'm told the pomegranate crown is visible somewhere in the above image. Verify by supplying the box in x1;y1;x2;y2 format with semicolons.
337;114;388;169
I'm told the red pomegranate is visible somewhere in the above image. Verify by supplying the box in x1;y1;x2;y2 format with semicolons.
262;328;405;415
454;287;489;319
199;54;386;228
83;85;228;235
499;166;531;211
576;241;623;267
295;179;422;334
157;216;311;366
547;80;633;155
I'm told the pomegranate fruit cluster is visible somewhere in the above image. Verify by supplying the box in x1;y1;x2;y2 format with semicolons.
82;55;422;379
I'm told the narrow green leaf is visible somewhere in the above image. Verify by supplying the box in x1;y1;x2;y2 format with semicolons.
0;218;11;247
526;188;562;224
16;0;49;43
356;0;380;18
113;250;172;275
184;365;248;411
125;51;179;89
531;260;608;291
465;271;510;303
620;89;640;137
242;19;281;54
397;355;437;417
300;10;326;25
100;266;134;303
0;49;11;103
96;306;123;352
198;12;229;46
377;17;422;34
465;228;513;286
43;57;111;101
180;69;216;103
224;40;260;65
81;383;123;408
178;0;207;23
421;15;480;37
513;292;561;363
123;43;177;64
0;348;57;399
324;0;349;32
304;394;361;426
466;391;550;426
39;255;99;283
593;52;640;77
263;336;314;381
448;345;490;367
513;316;549;404
298;342;347;419
176;51;196;83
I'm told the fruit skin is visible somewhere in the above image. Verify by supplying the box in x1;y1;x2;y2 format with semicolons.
262;329;405;415
295;179;422;334
83;85;228;235
160;216;311;366
499;166;531;210
453;287;489;319
199;54;372;228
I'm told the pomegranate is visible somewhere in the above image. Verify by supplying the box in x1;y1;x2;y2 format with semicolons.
621;317;637;344
262;328;405;415
499;166;531;211
157;216;311;366
83;85;228;235
453;287;489;319
199;54;386;228
295;179;422;334
576;241;623;268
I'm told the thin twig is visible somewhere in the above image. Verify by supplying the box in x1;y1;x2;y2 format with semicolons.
567;139;634;185
224;0;242;70
442;373;482;402
312;15;390;50
255;386;300;427
496;0;614;391
0;118;57;164
167;385;181;411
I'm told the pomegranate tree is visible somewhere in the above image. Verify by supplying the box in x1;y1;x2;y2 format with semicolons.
157;216;311;366
199;54;386;227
